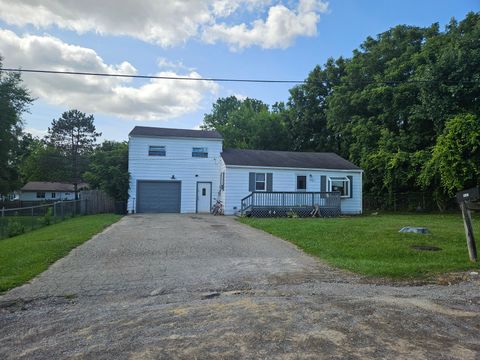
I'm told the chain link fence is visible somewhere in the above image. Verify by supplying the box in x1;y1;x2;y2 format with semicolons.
363;192;458;212
0;200;84;240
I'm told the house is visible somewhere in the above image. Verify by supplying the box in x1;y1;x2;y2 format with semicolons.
128;126;363;215
20;182;89;201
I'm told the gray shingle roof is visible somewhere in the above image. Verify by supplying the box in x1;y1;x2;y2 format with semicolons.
21;182;89;192
221;149;361;170
129;126;223;139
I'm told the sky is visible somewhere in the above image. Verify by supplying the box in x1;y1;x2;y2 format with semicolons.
0;0;478;141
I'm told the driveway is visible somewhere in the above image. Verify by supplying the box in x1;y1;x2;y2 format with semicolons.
1;214;479;359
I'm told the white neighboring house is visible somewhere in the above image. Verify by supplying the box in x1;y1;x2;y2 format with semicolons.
19;182;88;201
128;126;363;215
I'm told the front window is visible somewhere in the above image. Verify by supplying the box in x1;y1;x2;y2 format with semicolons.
192;147;208;158
36;192;45;199
255;173;266;191
296;175;307;191
51;192;56;198
328;177;350;197
149;145;166;156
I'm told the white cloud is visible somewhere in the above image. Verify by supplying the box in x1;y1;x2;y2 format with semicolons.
25;127;47;138
0;29;218;120
203;0;328;50
0;0;328;49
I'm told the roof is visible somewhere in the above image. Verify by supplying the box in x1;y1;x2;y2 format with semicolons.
21;182;89;192
221;149;361;171
129;126;223;140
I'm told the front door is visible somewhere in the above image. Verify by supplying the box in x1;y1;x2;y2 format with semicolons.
196;182;211;213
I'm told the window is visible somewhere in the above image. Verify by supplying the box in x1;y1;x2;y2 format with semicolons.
192;147;208;158
36;192;45;199
220;172;225;190
255;173;266;191
328;177;350;197
149;145;166;156
296;175;307;191
51;192;56;198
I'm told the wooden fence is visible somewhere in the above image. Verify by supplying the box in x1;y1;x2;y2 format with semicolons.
80;190;116;214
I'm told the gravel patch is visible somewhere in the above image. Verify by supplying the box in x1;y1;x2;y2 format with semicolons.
0;214;479;359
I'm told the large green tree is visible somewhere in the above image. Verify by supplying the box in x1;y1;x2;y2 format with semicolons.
202;96;290;150
46;110;101;197
0;58;33;195
83;141;129;201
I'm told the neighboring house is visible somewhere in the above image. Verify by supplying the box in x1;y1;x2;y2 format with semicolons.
20;182;89;201
128;126;363;215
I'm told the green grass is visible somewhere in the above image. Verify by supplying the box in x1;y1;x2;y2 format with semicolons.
0;214;122;292
240;213;480;278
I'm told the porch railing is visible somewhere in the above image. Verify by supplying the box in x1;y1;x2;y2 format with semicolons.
241;191;341;217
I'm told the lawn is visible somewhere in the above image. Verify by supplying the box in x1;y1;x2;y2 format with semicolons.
0;214;122;293
240;213;480;278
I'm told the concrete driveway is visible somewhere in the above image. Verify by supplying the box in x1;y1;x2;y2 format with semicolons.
1;214;479;359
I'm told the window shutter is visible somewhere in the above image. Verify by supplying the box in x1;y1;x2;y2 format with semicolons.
320;175;327;192
266;173;273;192
249;172;255;192
347;175;353;198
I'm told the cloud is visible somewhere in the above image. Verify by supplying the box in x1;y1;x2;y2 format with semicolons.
0;29;218;120
0;0;328;49
203;0;328;50
25;127;47;138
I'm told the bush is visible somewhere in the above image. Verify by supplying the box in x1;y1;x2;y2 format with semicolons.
7;221;26;237
42;208;53;225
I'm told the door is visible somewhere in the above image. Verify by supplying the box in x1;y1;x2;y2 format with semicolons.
137;181;181;213
196;182;212;213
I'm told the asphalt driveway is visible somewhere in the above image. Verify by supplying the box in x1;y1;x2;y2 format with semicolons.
1;214;479;359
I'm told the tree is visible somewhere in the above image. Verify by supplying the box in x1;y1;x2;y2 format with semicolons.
83;141;129;201
420;114;480;196
202;96;290;150
0;57;33;195
19;140;69;183
46;110;101;198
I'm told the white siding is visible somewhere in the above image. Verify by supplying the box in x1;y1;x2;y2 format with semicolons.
19;191;75;201
128;136;223;213
223;165;363;215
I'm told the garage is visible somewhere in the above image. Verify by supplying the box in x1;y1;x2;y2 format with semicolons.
136;181;181;213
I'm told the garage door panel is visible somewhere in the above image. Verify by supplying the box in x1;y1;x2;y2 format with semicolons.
137;181;181;213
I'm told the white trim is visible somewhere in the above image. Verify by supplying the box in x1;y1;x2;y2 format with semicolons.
225;164;363;173
130;135;223;142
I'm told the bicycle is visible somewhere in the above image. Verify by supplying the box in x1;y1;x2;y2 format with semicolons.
211;200;224;215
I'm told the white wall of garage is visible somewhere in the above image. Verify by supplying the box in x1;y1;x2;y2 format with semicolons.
128;136;223;213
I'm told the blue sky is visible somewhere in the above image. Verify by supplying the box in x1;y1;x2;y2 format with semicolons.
0;0;478;141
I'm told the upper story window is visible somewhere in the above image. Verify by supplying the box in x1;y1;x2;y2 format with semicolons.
149;145;166;156
192;147;208;158
328;176;350;197
36;192;45;199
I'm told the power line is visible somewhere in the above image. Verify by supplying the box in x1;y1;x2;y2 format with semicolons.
1;68;304;84
1;67;479;85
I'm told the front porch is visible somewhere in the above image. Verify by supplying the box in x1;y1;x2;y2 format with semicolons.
240;191;341;217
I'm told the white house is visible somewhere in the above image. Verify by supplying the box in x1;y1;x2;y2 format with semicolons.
128;126;363;215
19;182;88;201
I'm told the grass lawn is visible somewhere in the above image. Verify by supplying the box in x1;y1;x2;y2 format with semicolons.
0;214;122;293
240;213;480;278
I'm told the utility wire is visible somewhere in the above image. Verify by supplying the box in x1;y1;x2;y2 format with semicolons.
1;68;303;84
2;67;479;85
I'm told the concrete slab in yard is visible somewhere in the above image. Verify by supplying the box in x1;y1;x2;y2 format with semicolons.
0;214;479;359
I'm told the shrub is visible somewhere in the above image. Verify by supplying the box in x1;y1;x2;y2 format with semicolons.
7;221;26;237
42;208;53;225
